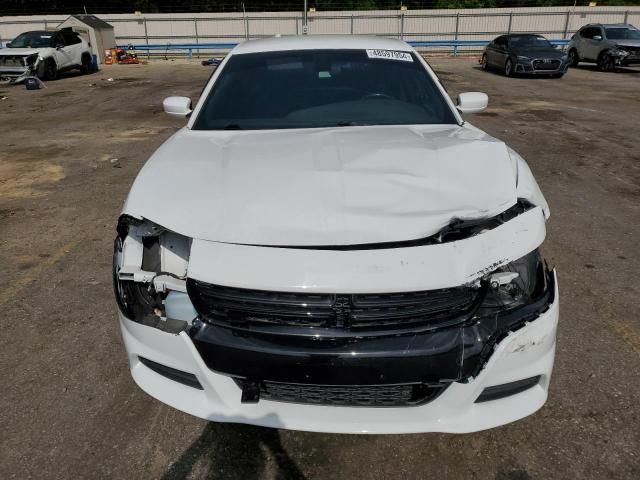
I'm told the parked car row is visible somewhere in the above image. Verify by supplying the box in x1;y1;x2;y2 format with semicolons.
481;23;640;78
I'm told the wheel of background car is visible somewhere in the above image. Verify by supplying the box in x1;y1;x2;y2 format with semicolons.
597;52;615;72
568;49;579;67
481;53;488;70
81;53;91;75
37;58;57;81
504;58;513;77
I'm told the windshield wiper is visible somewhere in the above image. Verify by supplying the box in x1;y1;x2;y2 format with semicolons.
336;121;362;127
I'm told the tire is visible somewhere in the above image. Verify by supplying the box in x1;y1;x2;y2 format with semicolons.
504;58;514;77
481;53;489;71
80;53;92;74
568;49;579;67
597;52;616;72
37;58;57;81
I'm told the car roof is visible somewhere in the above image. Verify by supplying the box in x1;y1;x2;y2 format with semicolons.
231;35;413;55
584;23;635;28
19;30;56;35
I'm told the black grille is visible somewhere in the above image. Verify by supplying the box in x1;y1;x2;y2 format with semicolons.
533;59;561;70
236;380;445;407
187;279;480;333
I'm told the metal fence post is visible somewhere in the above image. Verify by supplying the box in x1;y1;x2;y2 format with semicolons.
44;18;48;30
624;10;629;24
350;14;354;35
194;18;199;59
563;10;571;39
143;18;150;60
453;13;460;56
399;13;404;40
507;12;513;34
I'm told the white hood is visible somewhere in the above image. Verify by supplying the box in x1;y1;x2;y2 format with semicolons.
0;48;43;56
123;124;518;246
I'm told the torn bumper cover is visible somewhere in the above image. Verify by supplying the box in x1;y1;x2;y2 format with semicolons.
114;204;559;433
0;54;39;83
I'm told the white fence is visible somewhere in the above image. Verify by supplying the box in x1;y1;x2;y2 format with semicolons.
1;6;639;56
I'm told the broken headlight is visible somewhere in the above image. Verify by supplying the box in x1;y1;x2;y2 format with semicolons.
481;249;547;312
25;54;39;66
113;215;191;325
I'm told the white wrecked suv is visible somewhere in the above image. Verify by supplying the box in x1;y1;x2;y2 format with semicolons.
114;36;558;434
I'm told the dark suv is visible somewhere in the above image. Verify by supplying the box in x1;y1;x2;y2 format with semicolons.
568;23;640;71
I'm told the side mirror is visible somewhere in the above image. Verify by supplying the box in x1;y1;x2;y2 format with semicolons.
593;35;602;41
56;44;64;50
5;41;12;48
456;92;488;114
163;96;192;118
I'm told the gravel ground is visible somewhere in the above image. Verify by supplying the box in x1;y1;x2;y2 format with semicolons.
0;58;638;480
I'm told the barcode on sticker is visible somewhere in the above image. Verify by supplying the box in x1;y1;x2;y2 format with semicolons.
366;49;413;62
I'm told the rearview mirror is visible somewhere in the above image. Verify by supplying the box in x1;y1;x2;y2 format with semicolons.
163;96;192;118
593;35;602;41
456;92;488;114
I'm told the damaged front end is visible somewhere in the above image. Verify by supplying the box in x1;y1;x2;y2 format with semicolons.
0;53;40;84
114;204;555;408
113;215;195;334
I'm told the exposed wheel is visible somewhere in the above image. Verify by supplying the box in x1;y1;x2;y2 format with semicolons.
481;53;489;71
567;49;579;67
80;53;92;74
597;52;616;72
504;58;514;77
37;58;57;81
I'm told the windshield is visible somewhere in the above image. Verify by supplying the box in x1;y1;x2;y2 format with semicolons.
9;31;54;48
605;27;640;40
193;49;456;130
510;35;552;48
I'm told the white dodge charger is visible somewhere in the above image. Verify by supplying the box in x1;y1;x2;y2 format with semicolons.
113;35;559;434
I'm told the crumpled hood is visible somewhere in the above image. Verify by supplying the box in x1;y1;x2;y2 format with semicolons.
614;40;640;49
0;48;42;56
123;124;517;246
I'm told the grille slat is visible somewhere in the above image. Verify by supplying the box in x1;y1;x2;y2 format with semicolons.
236;380;446;407
187;279;479;332
533;59;561;70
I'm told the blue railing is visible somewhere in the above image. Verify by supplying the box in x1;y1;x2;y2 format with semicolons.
117;39;570;58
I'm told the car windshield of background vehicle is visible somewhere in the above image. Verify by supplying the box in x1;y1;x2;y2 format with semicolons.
510;35;552;48
605;28;640;40
9;31;53;48
193;49;457;130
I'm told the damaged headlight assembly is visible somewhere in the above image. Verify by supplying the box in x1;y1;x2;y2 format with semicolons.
113;215;196;333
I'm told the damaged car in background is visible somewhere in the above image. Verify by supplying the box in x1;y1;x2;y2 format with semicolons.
0;29;92;83
114;35;559;434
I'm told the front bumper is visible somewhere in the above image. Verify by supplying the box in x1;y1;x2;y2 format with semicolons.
119;271;559;434
514;58;569;75
0;66;32;84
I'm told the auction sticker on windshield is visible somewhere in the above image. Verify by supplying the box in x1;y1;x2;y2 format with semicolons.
366;49;413;62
